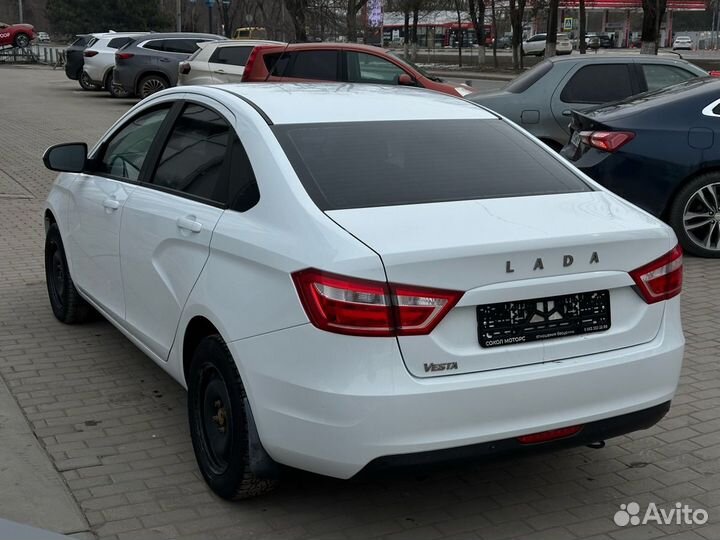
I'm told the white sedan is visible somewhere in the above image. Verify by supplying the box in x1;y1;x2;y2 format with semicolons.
42;83;684;499
672;35;693;50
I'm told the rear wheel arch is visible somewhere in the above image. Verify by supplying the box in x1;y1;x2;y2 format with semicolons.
44;209;57;233
135;71;170;96
183;316;221;386
662;166;720;220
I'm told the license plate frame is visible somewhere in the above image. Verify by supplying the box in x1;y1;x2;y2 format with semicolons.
570;130;581;148
477;290;611;348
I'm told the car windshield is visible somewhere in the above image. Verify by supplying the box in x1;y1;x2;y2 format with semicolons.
273;119;590;211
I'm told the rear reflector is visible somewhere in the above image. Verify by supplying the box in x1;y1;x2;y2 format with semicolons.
292;268;462;337
518;425;583;445
629;244;683;304
84;50;98;57
579;130;634;152
115;52;134;60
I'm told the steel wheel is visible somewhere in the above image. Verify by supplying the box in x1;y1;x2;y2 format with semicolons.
683;182;720;252
198;364;234;475
139;76;167;99
47;240;66;310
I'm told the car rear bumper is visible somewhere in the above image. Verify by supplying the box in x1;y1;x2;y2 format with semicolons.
231;297;683;479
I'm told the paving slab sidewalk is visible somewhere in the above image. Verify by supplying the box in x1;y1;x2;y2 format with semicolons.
0;374;89;536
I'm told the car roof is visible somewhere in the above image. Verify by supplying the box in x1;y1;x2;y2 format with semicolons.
268;42;403;54
547;52;690;64
200;39;285;48
133;32;226;41
195;83;496;124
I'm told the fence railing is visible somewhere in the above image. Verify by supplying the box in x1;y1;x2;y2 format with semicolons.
0;45;66;67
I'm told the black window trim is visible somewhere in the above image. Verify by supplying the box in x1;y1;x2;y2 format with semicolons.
85;101;181;185
139;98;247;210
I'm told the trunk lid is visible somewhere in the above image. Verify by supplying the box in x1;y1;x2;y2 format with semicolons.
327;192;675;377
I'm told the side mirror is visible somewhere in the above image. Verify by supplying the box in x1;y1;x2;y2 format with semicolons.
398;73;415;86
43;143;88;173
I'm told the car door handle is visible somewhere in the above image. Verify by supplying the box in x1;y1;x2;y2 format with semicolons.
214;69;225;74
177;216;202;233
159;58;171;63
103;198;120;211
562;109;572;117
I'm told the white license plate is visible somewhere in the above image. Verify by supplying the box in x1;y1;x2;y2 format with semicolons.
571;130;581;147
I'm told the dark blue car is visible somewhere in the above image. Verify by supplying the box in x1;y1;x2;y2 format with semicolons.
562;77;720;258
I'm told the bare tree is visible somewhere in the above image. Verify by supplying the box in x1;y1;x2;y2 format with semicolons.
641;0;667;54
468;0;486;66
346;0;370;42
545;0;558;57
215;0;246;37
284;0;309;41
490;0;498;68
453;0;465;67
411;2;420;60
578;0;586;53
509;0;526;70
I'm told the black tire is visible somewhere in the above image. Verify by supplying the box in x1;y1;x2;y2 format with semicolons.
669;173;720;258
79;71;100;91
137;74;168;99
188;335;278;500
45;224;94;323
105;70;130;98
14;33;30;48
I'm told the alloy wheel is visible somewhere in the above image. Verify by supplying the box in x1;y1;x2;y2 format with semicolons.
140;78;166;98
683;182;720;252
16;34;29;48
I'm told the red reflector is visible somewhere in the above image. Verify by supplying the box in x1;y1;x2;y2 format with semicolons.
518;425;583;445
629;244;683;304
579;130;634;152
84;50;98;57
292;269;462;337
709;70;720;78
115;52;134;60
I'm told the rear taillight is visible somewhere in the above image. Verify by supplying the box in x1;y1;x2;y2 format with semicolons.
709;70;720;77
579;130;635;152
115;52;134;60
84;50;98;57
242;46;263;82
292;268;462;337
179;61;191;75
629;245;683;304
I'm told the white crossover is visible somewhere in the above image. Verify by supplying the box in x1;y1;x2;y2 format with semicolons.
42;84;684;500
81;32;147;96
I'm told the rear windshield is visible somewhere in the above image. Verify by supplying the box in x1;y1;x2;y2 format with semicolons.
273;119;590;211
504;60;553;93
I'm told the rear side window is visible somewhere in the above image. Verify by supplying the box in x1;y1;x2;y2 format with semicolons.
642;64;696;92
70;36;90;47
143;40;165;51
264;52;290;74
561;64;633;103
209;46;252;66
273;119;590;211
346;51;406;84
283;51;339;81
108;37;134;49
163;39;202;54
151;104;231;204
505;60;552;94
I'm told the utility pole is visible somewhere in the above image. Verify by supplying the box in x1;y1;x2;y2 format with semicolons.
176;0;182;31
18;0;23;23
208;0;213;34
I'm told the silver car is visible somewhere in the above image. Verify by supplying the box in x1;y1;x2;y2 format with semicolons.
469;54;708;150
178;39;284;86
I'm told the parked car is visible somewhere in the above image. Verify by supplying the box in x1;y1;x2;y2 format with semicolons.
112;32;227;98
65;32;126;90
0;22;36;48
178;39;283;86
494;34;512;49
672;35;693;51
37;31;50;43
239;42;473;97
522;33;572;56
469;54;708;150
82;32;148;96
42;83;683;499
586;33;613;48
561;77;720;257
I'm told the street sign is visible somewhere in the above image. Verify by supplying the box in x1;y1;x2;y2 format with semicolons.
563;17;573;31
